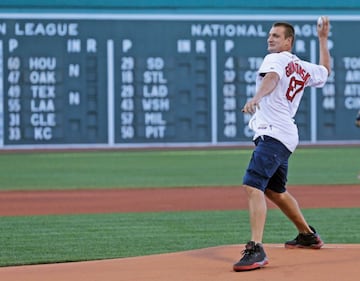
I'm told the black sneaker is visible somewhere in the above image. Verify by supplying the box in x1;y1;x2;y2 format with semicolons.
285;226;324;249
233;241;269;271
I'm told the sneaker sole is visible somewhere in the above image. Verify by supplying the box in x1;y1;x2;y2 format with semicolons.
233;260;269;272
285;242;324;249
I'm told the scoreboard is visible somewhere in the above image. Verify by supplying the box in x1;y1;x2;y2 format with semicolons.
0;14;359;149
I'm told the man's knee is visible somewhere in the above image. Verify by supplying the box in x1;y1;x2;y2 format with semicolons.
265;189;286;202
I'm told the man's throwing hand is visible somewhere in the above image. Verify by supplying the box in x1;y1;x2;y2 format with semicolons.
242;99;260;114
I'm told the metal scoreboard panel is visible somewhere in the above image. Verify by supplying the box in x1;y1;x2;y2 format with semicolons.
0;14;359;149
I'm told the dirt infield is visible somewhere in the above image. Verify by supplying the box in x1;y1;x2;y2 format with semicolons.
1;244;360;281
0;184;360;281
0;184;359;216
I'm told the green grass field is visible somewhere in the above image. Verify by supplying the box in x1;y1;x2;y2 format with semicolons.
1;208;359;267
0;147;359;190
0;147;359;266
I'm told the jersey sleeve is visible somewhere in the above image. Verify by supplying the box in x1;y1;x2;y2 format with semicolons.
302;62;329;87
258;53;286;79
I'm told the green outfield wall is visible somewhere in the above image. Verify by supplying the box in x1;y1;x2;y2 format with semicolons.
0;2;359;149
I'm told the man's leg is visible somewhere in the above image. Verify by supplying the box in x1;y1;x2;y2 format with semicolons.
233;184;268;271
264;189;312;233
265;189;324;249
245;184;267;243
234;136;282;271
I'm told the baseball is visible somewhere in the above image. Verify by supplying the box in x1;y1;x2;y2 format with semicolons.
317;16;324;28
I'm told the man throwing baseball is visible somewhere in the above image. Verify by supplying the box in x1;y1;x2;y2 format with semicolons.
233;17;331;271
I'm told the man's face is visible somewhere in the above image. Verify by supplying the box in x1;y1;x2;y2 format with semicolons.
267;26;292;53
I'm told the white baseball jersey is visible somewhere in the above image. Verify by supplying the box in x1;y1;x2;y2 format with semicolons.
248;51;328;152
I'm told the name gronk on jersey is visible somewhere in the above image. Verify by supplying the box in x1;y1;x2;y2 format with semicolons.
285;61;311;102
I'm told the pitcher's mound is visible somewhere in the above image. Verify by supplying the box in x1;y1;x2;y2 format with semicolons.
1;244;360;281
